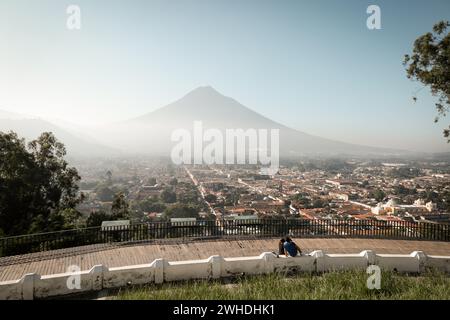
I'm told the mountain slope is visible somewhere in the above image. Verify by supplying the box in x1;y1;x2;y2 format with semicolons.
101;86;403;156
1;87;406;158
0;116;118;157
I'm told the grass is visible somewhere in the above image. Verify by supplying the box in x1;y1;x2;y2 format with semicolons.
114;269;450;300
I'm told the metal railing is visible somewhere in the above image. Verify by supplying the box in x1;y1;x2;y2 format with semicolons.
0;218;449;257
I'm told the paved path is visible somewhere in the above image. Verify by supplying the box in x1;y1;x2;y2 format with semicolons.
1;238;449;281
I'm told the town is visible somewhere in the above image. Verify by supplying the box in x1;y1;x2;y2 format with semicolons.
74;156;450;226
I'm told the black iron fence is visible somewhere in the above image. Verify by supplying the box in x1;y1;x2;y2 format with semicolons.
0;218;449;257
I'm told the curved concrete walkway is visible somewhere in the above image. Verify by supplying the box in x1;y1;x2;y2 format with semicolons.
1;237;449;281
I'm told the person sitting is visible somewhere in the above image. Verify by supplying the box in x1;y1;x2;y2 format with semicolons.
283;237;303;257
278;238;286;257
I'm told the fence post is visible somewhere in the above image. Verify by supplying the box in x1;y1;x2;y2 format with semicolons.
360;250;376;265
151;258;166;284
20;273;40;300
260;252;276;274
89;265;106;291
208;255;224;279
311;250;325;272
411;251;427;273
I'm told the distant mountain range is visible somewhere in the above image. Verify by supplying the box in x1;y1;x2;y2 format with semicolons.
0;86;413;158
102;86;406;157
0;113;117;157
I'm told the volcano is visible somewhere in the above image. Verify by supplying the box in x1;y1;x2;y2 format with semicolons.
97;86;402;157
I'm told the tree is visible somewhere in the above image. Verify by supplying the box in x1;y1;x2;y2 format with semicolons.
111;192;130;220
393;185;417;196
223;189;239;206
169;177;178;186
404;21;450;141
290;193;311;208
204;194;217;203
0;132;38;235
86;210;111;227
161;188;177;203
59;208;83;229
371;189;386;202
388;167;421;179
138;198;166;213
164;204;199;219
105;170;112;185
312;198;325;208
0;132;83;235
95;184;115;202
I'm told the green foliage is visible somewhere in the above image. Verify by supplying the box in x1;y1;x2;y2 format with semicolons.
169;177;178;186
419;189;439;202
111;192;130;220
404;20;450;141
388;167;421;179
438;190;450;211
59;208;83;229
204;194;217;203
299;159;354;173
418;188;450;210
105;170;112;184
312;198;326;208
178;188;201;205
138;197;167;213
161;188;177;203
0;131;83;235
116;270;450;300
290;193;312;208
86;210;111;227
223;189;239;206
164;204;199;219
95;184;115;202
393;185;417;196
370;189;386;202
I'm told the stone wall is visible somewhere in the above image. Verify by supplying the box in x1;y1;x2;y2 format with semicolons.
0;250;448;300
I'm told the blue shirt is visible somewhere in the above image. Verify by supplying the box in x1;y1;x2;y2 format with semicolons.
283;241;298;257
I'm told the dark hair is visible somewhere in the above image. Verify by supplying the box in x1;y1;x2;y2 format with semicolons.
285;237;292;242
278;238;285;255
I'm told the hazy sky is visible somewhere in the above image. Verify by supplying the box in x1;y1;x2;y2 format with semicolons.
1;0;450;152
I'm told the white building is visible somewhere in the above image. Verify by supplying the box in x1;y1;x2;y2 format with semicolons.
371;198;436;215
